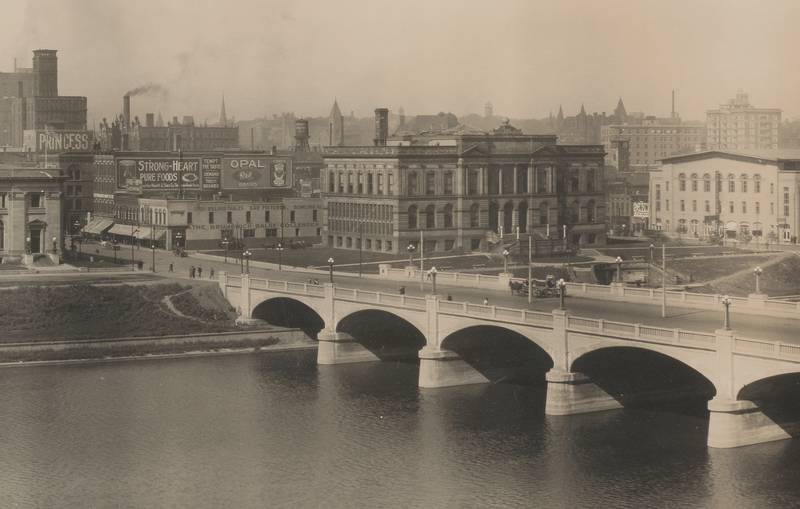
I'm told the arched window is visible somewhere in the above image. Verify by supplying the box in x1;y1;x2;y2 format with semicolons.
728;174;735;193
703;173;711;192
539;202;548;225
407;205;417;229
691;173;698;192
740;173;749;193
586;199;596;223
443;204;453;228
425;204;435;228
678;173;687;191
469;203;480;228
518;201;528;233
754;174;761;193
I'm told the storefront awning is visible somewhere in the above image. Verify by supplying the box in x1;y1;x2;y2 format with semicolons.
108;224;141;237
81;218;114;235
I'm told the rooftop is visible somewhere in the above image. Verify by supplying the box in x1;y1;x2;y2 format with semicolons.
662;149;800;164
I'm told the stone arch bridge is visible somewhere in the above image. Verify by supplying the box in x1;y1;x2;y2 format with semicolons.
219;272;800;449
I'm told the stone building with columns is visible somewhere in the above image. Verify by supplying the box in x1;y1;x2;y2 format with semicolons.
0;167;65;261
321;121;606;254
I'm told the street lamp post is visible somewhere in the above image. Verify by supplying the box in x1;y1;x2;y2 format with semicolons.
131;229;138;271
557;278;567;310
276;242;284;271
328;257;335;284
25;236;31;255
358;221;364;278
52;236;57;254
407;243;415;267
151;244;156;272
502;248;510;274
754;266;763;294
721;295;732;330
649;244;655;264
428;266;438;295
243;250;252;274
175;232;183;253
222;237;229;264
615;256;623;283
112;240;118;264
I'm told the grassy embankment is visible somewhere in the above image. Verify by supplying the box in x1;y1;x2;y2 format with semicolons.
681;254;800;296
0;282;239;343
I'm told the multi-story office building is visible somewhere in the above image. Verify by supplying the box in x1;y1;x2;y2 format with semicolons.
649;149;800;243
322;112;606;254
706;91;781;151
601;118;706;170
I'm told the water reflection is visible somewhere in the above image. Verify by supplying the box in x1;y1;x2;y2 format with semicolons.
0;351;798;508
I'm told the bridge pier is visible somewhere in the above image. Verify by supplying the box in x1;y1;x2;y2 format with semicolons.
316;330;380;365
545;369;622;415
418;347;489;388
707;398;795;448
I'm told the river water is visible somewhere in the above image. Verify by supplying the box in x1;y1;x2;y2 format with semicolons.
1;350;798;508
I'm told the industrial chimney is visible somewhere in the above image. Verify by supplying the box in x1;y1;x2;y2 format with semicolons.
123;95;131;128
374;108;389;146
146;113;154;127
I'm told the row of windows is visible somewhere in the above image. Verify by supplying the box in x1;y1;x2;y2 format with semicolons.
189;209;314;225
330;235;395;252
656;198;778;216
328;171;395;195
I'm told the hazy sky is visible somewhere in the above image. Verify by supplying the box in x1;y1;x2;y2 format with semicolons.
2;0;799;125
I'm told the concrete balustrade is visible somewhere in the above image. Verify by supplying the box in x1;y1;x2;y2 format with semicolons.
222;274;800;449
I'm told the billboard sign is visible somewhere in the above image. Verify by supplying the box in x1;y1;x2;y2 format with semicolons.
116;158;201;191
632;201;649;218
23;130;93;153
221;157;291;190
201;157;222;190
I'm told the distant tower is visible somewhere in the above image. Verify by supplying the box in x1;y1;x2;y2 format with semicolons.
484;101;493;118
614;97;627;122
32;49;58;97
398;106;406;128
219;94;228;127
557;105;564;129
329;98;344;146
671;89;678;120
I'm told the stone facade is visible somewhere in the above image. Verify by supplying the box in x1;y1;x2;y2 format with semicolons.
0;168;65;259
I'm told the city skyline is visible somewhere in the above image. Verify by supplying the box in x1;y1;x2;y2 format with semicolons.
1;0;799;124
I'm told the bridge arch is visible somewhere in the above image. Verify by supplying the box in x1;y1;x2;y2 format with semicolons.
251;297;326;338
570;345;717;408
335;309;427;361
736;373;800;439
440;325;554;384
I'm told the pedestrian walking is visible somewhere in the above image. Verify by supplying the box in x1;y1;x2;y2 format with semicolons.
190;265;195;279
197;266;203;279
210;267;215;279
169;263;174;272
483;297;489;305
399;286;406;295
446;294;452;301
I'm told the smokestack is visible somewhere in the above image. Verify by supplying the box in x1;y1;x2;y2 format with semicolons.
123;95;131;128
146;113;154;127
374;108;389;146
671;89;675;119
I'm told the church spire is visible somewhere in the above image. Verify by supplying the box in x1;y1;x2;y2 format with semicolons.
614;97;627;121
219;93;228;127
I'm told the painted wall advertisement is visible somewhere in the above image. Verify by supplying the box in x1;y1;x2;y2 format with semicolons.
632;201;649;218
23;130;94;153
221;157;292;190
117;158;201;191
201;157;221;190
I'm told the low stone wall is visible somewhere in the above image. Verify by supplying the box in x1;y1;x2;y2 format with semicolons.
377;264;512;291
0;328;310;363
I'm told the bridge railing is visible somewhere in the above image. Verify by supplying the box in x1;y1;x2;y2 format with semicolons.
735;336;800;361
566;315;716;350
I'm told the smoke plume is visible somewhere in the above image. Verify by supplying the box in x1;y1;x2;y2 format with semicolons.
124;83;169;98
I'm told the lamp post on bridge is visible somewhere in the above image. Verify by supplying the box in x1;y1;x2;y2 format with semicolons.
721;295;732;330
243;250;252;274
276;242;284;271
649;244;655;264
502;248;510;274
328;257;335;284
151;243;156;272
407;243;416;267
615;256;623;283
221;236;230;264
753;266;763;294
557;278;567;310
427;266;438;295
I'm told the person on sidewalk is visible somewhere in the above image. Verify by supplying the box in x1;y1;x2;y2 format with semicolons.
169;263;174;273
197;266;203;279
190;265;195;279
483;297;489;305
209;268;215;279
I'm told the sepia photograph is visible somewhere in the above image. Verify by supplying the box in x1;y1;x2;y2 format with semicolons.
1;0;799;507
